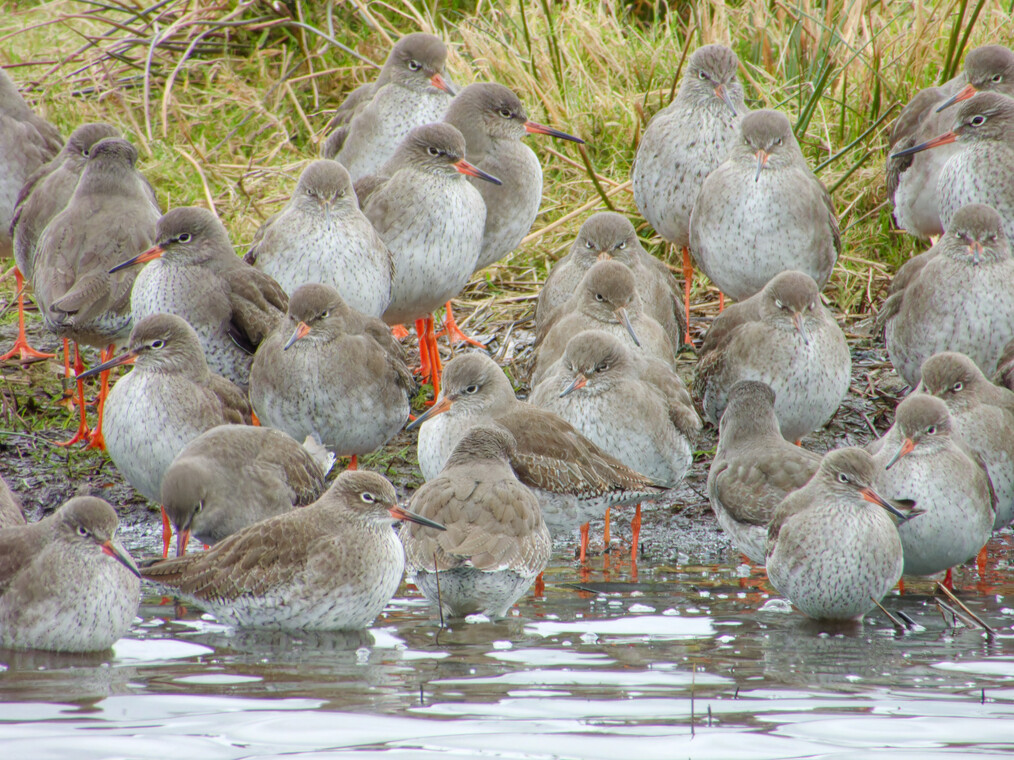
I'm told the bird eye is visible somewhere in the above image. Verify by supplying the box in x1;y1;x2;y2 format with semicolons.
361;492;376;503
970;115;987;126
809;301;815;310
992;73;1004;83
82;147;90;157
837;473;849;483
597;362;609;372
698;70;708;80
584;241;594;250
774;299;784;309
195;500;203;513
320;310;329;319
177;233;192;244
464;384;479;394
498;108;512;118
927;425;937;435
407;60;422;72
616;241;627;250
151;339;165;349
427;147;440;157
594;293;605;302
775;137;783;146
953;382;963;392
77;525;89;537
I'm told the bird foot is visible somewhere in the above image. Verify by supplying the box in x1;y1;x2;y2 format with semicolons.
161;506;172;559
578;522;590;563
391;324;410;340
0;335;55;362
85;428;106;451
438;301;486;348
976;545;988;577
55;422;91;447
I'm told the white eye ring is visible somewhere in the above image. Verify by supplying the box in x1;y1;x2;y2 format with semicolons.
407;60;421;72
617;241;626;250
77;525;89;537
464;384;479;394
594;293;605;302
361;492;376;503
774;299;783;309
177;233;192;244
151;339;166;349
927;426;937;435
970;115;987;126
953;382;963;392
837;473;848;483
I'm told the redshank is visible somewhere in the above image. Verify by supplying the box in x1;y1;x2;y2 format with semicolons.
32;137;160;448
694;270;851;442
162;424;331;557
0;476;26;529
888;45;1014;240
111;206;288;389
141;470;445;631
708;381;821;564
6;124;119;362
78;314;253;520
891;93;1014;241
0;496;140;652
870;393;994;582
402;425;551;618
408;353;663;553
881;203;1014;386
766;448;920;622
689;109;840;302
244;160;393;318
325;33;456;180
535;211;686;344
250;283;413;466
365;123;500;396
919;351;1014;530
632;43;744;341
533;259;675;385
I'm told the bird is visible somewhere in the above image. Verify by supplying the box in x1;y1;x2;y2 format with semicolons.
77;314;253;556
440;82;584;345
401;425;551;619
250;283;413;467
32;136;161;449
140;470;446;631
918;351;1014;530
6;123;119;362
161;424;332;557
632;43;745;342
870;393;994;586
707;381;821;564
880;203;1014;387
994;337;1014;392
532;260;675;385
110;206;288;390
0;496;140;652
323;33;456;180
689;109;840;302
530;329;700;488
535;211;686;343
407;352;663;558
888;45;1014;240
766;447;920;622
0;67;61;263
244;160;393;318
364;122;500;397
890;93;1014;241
0;476;26;529
693;270;851;443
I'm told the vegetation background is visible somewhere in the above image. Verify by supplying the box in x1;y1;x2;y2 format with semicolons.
0;0;1011;494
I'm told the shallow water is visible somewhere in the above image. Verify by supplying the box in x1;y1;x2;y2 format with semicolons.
3;519;1014;759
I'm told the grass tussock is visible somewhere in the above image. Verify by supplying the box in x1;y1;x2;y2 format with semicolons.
1;0;1012;337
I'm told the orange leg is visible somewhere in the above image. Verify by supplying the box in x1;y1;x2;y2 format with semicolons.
942;568;954;591
415;318;430;380
533;572;545;597
391;324;409;340
86;344;114;450
718;292;725;312
57;338;76;412
897;577;905;594
0;269;55;362
681;246;693;345
440;300;486;348
579;522;590;563
630;503;642;565
425;315;442;399
603;508;611;546
56;343;90;447
160;506;172;559
976;544;988;577
348;454;358;471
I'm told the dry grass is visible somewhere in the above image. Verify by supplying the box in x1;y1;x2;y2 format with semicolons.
1;0;1012;364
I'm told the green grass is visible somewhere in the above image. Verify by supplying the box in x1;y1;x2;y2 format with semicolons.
1;0;1011;397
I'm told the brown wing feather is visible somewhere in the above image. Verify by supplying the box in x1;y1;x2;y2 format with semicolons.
206;374;254;424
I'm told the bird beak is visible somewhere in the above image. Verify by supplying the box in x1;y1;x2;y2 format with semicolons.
859;488;923;523
454;159;503;185
935;82;977;113
389;504;447;531
754;149;769;182
791;311;810;345
283;321;311;350
596;251;612;261
175;527;192;558
714;83;738;116
109;244;164;273
560;373;588;397
523;120;585;144
429;72;455;96
885;437;916;469
101;539;142;578
969;241;984;266
890;131;958;159
77;350;137;380
616;306;641;347
405;395;453;430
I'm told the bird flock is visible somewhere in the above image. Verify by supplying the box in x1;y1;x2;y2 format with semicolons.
1;34;1014;653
